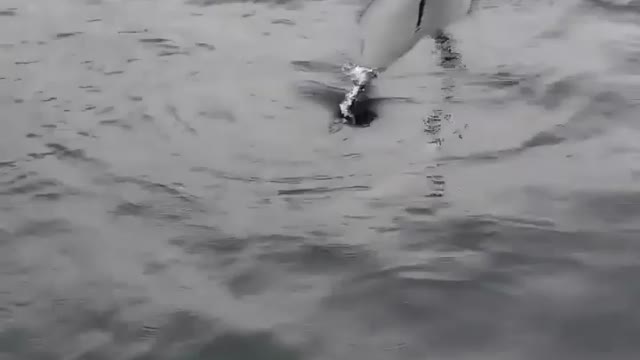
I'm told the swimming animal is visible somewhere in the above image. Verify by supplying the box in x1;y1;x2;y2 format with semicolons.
340;0;478;125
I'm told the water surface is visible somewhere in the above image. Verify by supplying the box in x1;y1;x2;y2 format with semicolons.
2;0;640;359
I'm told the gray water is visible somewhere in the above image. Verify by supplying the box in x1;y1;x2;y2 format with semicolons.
2;0;640;359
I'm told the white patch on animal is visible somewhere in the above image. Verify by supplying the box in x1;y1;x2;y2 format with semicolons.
358;0;474;70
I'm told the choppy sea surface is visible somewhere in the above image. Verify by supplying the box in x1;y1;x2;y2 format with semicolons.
2;0;640;359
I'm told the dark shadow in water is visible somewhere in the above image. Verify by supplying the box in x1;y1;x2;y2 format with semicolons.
336;84;380;128
294;80;417;130
0;9;17;16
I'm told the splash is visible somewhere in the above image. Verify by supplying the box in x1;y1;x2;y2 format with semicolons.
337;63;378;126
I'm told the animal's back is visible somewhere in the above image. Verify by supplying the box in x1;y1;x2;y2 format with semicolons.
357;0;474;70
421;0;474;35
358;0;423;70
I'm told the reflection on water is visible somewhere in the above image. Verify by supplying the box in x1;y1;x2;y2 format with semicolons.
2;0;640;359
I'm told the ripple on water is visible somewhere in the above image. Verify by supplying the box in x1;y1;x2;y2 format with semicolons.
95;174;204;224
12;219;73;238
0;296;303;360
2;0;640;359
300;215;640;359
